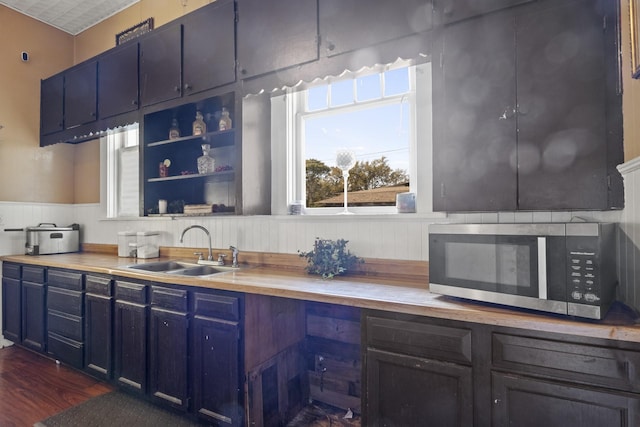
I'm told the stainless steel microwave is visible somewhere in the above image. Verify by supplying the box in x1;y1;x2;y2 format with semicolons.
428;223;618;320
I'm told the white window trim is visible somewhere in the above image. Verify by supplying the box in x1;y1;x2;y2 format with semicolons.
271;62;444;218
100;123;140;219
285;64;419;215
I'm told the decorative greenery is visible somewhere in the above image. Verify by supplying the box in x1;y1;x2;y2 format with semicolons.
298;237;364;279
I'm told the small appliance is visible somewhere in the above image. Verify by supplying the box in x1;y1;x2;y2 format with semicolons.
25;223;80;255
428;222;618;319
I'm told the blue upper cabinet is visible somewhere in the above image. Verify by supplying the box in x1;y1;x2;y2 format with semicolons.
40;73;64;136
434;0;536;25
182;0;236;96
432;0;623;211
98;41;139;119
236;0;319;79
139;24;182;108
64;60;98;129
319;0;433;58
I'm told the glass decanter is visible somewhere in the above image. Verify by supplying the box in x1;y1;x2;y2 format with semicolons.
197;144;215;174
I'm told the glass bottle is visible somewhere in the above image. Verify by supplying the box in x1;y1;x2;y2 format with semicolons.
193;111;207;136
197;144;215;174
218;107;232;131
168;118;180;139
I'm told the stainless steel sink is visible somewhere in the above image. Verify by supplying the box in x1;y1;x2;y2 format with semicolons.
125;261;197;272
167;265;239;276
122;260;241;276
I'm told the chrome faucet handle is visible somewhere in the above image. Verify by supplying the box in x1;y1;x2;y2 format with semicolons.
230;245;239;268
217;254;227;265
194;252;204;261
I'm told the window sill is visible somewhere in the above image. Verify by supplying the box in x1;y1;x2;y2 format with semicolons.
99;212;447;221
271;212;447;221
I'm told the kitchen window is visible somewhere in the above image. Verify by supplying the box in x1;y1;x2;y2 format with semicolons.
272;60;434;215
101;124;139;218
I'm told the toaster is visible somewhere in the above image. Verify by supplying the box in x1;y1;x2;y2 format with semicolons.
25;223;80;255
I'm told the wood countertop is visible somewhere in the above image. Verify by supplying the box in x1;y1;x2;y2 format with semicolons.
2;252;640;344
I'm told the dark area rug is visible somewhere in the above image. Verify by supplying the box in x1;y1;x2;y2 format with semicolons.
34;390;203;427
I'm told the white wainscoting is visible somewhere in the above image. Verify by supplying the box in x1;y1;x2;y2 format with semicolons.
0;198;630;332
71;205;620;262
618;158;640;313
0;201;621;262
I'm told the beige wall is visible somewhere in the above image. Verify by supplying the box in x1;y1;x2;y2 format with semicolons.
73;140;100;203
0;6;75;203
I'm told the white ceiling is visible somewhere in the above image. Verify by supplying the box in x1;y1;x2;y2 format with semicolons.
0;0;140;35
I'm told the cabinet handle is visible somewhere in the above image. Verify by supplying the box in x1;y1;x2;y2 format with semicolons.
174;86;181;92
516;104;529;116
499;107;516;120
184;83;192;91
131;100;138;106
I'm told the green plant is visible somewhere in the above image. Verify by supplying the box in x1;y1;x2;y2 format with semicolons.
298;238;364;279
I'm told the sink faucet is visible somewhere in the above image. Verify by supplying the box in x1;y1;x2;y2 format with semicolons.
180;225;213;261
230;245;239;268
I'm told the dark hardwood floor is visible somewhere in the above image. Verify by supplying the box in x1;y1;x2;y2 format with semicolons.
0;345;113;427
0;345;358;427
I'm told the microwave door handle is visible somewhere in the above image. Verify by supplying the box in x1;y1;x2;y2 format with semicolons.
538;237;547;300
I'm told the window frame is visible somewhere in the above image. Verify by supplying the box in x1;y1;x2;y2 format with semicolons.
287;63;418;215
100;123;140;219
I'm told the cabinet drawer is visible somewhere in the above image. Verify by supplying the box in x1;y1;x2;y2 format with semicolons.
193;292;239;321
2;263;21;279
366;315;472;364
48;310;83;341
151;286;188;312
48;331;84;369
115;281;147;304
86;275;113;296
493;333;640;393
47;287;83;316
48;269;84;290
22;266;46;284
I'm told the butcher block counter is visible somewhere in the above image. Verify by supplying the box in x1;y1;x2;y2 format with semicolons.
2;250;639;344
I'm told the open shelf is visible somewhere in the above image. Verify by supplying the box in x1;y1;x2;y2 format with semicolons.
142;91;239;216
147;211;236;217
148;170;234;183
147;129;235;147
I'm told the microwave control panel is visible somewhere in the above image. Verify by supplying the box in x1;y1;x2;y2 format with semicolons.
565;224;617;318
567;250;599;304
